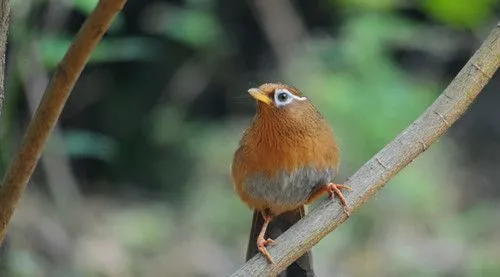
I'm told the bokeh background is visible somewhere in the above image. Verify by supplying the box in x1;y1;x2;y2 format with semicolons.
1;0;500;276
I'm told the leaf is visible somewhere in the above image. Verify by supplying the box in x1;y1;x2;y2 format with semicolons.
62;130;117;161
38;36;162;68
421;0;495;28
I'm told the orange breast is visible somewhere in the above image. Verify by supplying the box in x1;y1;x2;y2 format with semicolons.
231;116;339;215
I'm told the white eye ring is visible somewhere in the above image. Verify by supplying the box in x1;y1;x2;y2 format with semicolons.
274;88;307;107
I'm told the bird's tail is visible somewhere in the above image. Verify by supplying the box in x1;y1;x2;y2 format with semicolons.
246;206;315;277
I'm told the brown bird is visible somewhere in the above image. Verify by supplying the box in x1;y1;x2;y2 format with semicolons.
231;83;351;275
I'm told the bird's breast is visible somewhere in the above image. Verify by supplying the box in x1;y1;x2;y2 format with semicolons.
232;116;339;214
241;166;336;215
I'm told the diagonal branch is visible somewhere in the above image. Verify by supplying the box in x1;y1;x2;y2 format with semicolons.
0;0;127;245
231;23;500;277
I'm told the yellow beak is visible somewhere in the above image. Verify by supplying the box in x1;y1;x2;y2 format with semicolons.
248;88;273;106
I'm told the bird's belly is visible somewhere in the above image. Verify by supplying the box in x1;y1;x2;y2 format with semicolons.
241;167;335;215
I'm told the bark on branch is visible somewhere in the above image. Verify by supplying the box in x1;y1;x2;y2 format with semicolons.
231;23;500;277
0;0;127;245
0;0;10;117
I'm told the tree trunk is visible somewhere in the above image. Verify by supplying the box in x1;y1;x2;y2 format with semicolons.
0;0;10;117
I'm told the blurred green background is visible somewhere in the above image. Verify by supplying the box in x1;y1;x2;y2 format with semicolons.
1;0;500;276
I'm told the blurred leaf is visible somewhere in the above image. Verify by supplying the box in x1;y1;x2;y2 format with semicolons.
38;36;162;68
421;0;496;28
38;36;71;68
63;130;117;161
141;5;224;49
72;0;98;15
165;9;221;47
71;0;124;32
336;0;398;11
90;37;162;63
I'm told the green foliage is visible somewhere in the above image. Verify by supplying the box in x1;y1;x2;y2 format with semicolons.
39;36;160;68
141;5;225;50
281;14;435;167
62;130;117;161
72;0;99;15
336;0;399;11
422;0;497;28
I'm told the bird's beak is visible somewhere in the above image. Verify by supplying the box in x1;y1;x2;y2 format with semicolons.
248;88;273;106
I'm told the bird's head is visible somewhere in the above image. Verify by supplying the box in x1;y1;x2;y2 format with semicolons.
247;83;307;109
247;83;322;131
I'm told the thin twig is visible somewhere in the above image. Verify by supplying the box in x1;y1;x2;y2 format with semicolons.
0;0;127;245
231;23;500;277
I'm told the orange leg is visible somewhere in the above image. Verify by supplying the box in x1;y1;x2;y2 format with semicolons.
310;183;352;216
257;214;275;264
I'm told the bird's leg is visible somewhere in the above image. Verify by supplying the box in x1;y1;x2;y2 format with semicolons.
326;183;352;216
257;213;275;264
307;183;352;216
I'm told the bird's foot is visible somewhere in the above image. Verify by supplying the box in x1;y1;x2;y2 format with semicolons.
326;183;352;216
257;237;275;264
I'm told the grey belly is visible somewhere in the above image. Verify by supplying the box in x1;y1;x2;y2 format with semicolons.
242;167;336;207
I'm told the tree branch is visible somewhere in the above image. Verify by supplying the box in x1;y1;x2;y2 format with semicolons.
0;0;10;117
0;0;127;245
231;23;500;277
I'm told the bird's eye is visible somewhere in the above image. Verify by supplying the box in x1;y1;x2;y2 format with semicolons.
277;92;288;102
274;88;306;107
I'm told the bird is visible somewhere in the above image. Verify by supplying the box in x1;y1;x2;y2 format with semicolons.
231;83;351;275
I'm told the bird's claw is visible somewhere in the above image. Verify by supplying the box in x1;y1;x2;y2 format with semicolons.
257;238;275;263
326;183;352;216
342;205;351;217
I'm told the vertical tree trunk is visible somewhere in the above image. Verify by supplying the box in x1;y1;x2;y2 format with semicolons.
0;0;11;117
0;1;10;272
